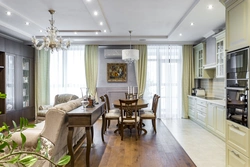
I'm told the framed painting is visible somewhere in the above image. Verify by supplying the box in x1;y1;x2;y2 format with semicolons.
107;63;127;82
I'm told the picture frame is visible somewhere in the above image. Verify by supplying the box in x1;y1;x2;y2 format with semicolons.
107;63;127;82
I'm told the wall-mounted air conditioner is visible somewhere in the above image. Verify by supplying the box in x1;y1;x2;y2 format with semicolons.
104;49;122;59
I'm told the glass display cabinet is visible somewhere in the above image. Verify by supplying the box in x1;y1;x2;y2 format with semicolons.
6;54;15;111
22;58;30;107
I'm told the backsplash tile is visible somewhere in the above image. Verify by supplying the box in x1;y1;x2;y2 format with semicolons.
200;78;225;98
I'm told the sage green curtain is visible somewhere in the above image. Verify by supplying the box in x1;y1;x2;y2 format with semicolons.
134;45;147;98
84;45;98;97
35;50;50;118
182;45;194;118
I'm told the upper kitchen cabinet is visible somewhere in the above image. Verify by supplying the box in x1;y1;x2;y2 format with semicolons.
194;43;214;79
214;30;226;78
225;0;250;51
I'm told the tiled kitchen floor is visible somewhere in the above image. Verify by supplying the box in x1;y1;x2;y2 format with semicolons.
161;118;225;167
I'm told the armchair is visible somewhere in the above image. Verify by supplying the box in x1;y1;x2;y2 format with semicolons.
37;93;79;121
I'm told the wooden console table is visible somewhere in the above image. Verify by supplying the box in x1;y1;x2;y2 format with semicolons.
67;102;105;167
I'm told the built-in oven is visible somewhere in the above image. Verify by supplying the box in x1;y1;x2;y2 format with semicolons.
226;47;249;128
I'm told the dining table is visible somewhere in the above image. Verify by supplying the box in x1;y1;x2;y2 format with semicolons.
112;98;149;110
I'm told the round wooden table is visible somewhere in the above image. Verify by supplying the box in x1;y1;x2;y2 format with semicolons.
112;98;149;109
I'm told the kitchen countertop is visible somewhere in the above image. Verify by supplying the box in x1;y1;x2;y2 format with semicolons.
188;95;226;106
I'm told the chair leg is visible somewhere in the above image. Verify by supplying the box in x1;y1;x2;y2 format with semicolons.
108;120;111;128
135;124;138;140
120;123;124;140
152;119;157;133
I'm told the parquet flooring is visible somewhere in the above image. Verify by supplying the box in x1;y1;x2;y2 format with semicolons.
67;119;196;167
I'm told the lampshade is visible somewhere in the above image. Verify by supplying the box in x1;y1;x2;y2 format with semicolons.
122;49;139;64
122;31;139;64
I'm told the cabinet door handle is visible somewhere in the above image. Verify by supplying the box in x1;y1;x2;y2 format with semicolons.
231;151;240;157
231;124;239;130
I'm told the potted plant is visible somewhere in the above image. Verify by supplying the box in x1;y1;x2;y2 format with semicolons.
0;117;70;166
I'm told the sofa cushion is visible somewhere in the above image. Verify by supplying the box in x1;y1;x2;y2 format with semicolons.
54;98;82;113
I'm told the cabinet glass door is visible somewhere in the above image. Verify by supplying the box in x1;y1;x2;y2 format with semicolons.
23;58;30;107
216;40;225;78
6;55;15;111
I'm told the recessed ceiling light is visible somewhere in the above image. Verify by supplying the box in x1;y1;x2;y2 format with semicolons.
96;32;98;35
86;0;91;2
179;33;182;36
104;30;107;33
6;11;11;16
39;30;43;33
100;22;103;26
94;11;98;16
74;32;77;35
190;22;194;26
25;22;29;25
208;5;213;9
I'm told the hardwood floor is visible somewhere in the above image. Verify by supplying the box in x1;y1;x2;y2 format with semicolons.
67;119;196;167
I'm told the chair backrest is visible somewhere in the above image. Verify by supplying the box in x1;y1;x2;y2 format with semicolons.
100;96;107;113
104;94;111;111
119;99;138;123
152;95;160;116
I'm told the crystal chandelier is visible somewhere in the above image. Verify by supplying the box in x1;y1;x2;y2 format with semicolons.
32;9;70;52
122;31;139;64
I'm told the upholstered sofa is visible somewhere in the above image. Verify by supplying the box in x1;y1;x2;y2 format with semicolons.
10;97;85;166
37;94;79;121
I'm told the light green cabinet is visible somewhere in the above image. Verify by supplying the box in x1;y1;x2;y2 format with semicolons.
214;30;225;78
225;0;250;52
194;43;214;79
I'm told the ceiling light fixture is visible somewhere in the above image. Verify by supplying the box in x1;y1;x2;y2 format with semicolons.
94;11;98;16
190;22;194;26
122;31;139;64
6;11;11;16
208;5;213;9
25;22;29;25
32;9;70;52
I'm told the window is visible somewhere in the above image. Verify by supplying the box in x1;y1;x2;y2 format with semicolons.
49;45;86;103
145;45;182;118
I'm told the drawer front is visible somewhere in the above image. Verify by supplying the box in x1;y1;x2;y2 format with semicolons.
226;145;249;167
189;107;196;118
197;111;206;126
226;121;249;157
188;97;196;106
197;99;207;107
196;105;206;113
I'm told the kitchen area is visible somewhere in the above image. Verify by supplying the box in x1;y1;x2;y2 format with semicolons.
188;0;250;166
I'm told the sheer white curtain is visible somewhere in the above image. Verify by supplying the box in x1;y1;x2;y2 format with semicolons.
49;45;86;104
145;45;183;119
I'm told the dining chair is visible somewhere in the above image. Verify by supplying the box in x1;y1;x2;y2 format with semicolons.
140;94;160;133
119;99;140;140
100;96;120;133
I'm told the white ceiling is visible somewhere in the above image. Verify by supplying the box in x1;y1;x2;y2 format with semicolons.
0;0;225;45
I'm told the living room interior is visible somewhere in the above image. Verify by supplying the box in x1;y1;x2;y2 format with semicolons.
0;0;249;167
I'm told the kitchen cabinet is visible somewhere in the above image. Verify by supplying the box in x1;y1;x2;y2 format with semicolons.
194;43;214;79
188;96;226;140
215;105;226;139
207;102;216;131
226;145;249;167
226;120;250;166
188;96;197;120
196;99;207;127
226;120;249;157
214;30;225;78
225;0;250;52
